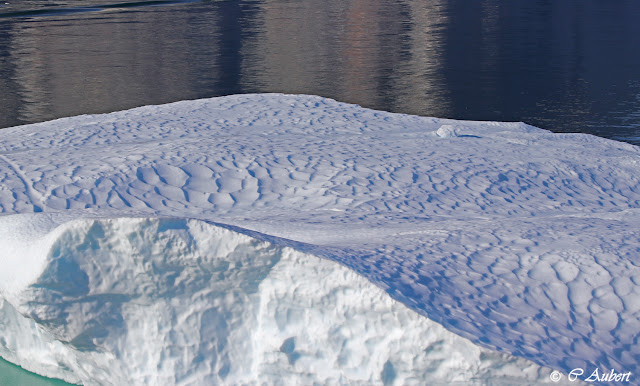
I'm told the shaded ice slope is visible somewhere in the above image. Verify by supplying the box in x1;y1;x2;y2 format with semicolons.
0;215;552;385
0;94;639;381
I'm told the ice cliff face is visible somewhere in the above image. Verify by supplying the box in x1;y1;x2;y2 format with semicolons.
0;216;551;385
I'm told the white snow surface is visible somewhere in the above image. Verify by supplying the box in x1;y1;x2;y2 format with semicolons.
0;93;639;384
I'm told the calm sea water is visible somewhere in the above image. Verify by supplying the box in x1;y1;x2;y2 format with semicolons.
0;0;639;382
0;0;639;144
0;356;73;385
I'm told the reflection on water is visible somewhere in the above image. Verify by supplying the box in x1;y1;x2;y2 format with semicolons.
2;2;222;123
241;0;450;118
0;0;639;145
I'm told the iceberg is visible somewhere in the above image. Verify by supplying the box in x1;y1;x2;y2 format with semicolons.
0;94;638;384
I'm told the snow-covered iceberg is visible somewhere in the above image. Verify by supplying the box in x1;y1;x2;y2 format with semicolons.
0;94;639;384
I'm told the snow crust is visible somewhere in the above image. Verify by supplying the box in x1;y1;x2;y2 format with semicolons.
0;93;639;384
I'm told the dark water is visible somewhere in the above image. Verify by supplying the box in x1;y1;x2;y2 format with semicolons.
0;0;639;144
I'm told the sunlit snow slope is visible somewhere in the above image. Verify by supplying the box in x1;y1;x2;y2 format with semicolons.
0;94;639;384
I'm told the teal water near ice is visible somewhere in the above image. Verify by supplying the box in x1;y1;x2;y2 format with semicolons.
0;357;74;385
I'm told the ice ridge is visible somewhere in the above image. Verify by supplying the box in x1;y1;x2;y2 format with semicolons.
0;215;553;385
